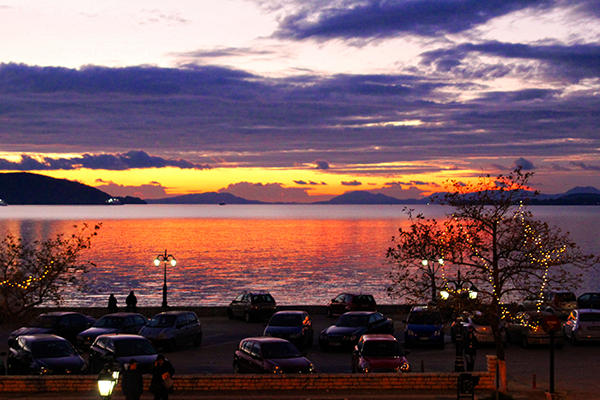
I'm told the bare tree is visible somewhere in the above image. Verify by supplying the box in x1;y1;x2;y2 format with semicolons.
0;223;101;321
387;168;597;391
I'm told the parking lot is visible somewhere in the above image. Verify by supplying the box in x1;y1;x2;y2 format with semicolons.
2;308;600;397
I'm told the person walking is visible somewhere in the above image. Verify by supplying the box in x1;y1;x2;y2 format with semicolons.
121;359;144;400
126;290;138;312
108;294;118;313
463;326;478;372
149;354;175;400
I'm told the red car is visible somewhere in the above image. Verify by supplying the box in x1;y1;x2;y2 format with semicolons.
351;334;410;373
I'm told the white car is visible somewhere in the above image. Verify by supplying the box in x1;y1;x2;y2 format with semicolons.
563;309;600;344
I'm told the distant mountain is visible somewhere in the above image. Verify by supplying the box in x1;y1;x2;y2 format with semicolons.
315;191;417;205
529;193;600;205
0;172;145;205
146;192;264;204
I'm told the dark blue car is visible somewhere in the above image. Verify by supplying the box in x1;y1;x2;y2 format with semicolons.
319;311;394;350
263;311;313;351
403;306;444;348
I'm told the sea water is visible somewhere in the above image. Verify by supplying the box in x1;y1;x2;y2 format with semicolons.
0;204;598;307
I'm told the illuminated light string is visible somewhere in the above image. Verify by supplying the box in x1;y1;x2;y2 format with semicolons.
440;202;567;318
0;261;54;289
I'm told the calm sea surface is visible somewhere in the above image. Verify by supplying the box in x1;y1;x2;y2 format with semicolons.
0;205;599;307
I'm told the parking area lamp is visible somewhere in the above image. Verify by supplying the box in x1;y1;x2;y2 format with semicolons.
421;258;445;303
97;363;120;399
154;249;176;308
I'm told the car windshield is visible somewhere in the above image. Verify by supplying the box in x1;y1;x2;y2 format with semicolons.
30;315;61;329
147;315;176;328
408;312;442;325
580;313;600;322
114;339;157;357
94;316;125;328
269;314;302;327
252;294;274;303
557;293;576;302
354;295;374;304
31;340;76;358
362;341;403;357
336;314;369;327
261;342;301;359
471;314;490;326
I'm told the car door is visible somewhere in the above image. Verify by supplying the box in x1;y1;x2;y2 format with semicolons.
330;294;345;315
236;340;254;372
89;336;111;373
249;342;265;373
368;313;391;334
174;313;189;344
230;294;246;317
8;338;30;375
65;314;86;342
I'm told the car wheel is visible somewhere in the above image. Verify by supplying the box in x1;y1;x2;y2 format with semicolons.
194;333;202;347
244;311;252;323
521;336;529;349
227;308;234;319
326;307;333;318
233;362;241;374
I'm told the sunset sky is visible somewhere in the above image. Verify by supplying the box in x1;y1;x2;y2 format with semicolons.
1;0;600;202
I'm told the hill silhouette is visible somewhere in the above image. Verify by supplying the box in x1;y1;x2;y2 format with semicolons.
0;172;145;205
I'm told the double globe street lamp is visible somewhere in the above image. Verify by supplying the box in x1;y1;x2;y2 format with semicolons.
154;250;176;308
438;269;478;372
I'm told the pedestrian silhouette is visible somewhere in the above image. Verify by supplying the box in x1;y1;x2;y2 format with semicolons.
108;293;118;313
463;326;478;372
149;354;175;400
121;359;144;400
126;290;138;312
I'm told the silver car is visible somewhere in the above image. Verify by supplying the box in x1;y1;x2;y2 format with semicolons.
563;309;600;344
138;311;202;351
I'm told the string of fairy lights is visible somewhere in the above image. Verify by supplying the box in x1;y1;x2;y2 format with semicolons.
437;201;567;322
0;261;54;289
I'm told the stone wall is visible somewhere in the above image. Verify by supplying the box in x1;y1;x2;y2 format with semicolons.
0;356;498;393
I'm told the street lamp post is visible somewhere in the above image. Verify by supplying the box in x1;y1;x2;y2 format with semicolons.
421;258;444;303
438;269;478;373
154;250;176;308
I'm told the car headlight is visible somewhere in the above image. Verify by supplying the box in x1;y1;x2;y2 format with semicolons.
398;363;411;373
360;362;370;373
289;332;302;339
407;330;415;336
347;335;357;341
38;366;53;375
433;330;441;336
319;333;327;340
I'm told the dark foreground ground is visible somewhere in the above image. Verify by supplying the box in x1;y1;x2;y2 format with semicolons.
0;307;597;399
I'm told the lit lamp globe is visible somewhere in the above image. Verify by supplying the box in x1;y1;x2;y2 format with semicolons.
440;290;450;300
97;368;117;399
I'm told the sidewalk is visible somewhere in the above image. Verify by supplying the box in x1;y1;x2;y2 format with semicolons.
0;388;551;400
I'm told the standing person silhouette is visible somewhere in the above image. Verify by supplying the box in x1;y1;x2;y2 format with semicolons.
463;326;478;372
108;294;118;313
121;359;144;400
126;290;138;312
149;354;175;400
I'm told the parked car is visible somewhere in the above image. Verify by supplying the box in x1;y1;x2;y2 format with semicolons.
450;311;507;346
233;337;314;374
319;311;394;350
351;334;410;373
517;290;577;318
505;311;563;348
403;306;444;348
138;311;202;351
227;290;277;323
326;293;377;317
263;310;314;350
7;334;87;375
76;312;149;349
88;334;159;373
577;292;600;310
8;312;95;346
563;309;600;344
